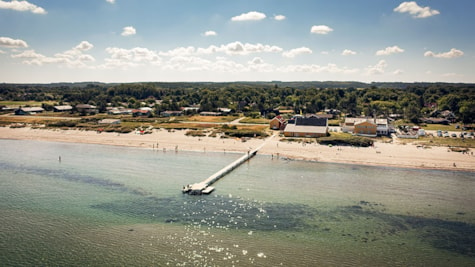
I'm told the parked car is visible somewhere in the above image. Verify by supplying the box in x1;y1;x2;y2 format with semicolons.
451;133;457;138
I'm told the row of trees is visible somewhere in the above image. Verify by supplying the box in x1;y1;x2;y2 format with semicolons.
0;82;474;123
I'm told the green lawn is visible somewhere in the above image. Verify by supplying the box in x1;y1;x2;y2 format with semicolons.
422;124;462;132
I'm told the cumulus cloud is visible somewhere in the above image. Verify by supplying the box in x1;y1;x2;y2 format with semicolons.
162;42;282;56
310;25;333;35
159;46;196;57
223;42;282;55
279;63;358;74
341;49;356;56
282;47;312;58
376;45;404;56
424;48;464;59
0;0;46;14
394;1;439;18
274;15;286;21
75;41;93;52
121;26;136;36
231;11;266;21
0;36;28;48
106;0;115;4
366;60;387;75
393;69;404;75
203;30;217;37
106;47;160;63
248;57;264;65
11;41;95;67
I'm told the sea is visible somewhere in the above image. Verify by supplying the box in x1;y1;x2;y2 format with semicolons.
0;139;474;266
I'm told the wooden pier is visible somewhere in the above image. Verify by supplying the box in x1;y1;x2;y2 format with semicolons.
182;142;266;195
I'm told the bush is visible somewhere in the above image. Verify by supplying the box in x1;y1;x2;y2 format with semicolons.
223;129;268;138
47;120;77;127
185;130;207;137
317;136;374;147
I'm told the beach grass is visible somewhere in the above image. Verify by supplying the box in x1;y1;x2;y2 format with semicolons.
186;115;237;123
239;117;270;124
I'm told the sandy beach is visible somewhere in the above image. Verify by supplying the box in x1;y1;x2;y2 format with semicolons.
0;127;474;172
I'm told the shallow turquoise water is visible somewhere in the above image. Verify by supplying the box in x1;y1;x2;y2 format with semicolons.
0;139;474;266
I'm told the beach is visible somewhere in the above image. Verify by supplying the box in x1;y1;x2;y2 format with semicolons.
0;126;474;172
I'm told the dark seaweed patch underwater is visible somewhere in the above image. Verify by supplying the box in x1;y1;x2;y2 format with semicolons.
92;195;475;257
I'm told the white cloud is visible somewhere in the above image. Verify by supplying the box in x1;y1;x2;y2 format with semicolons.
75;41;93;52
393;69;404;75
11;41;96;67
172;42;282;56
274;15;286;21
104;47;161;69
310;25;333;35
424;48;464;59
0;36;28;48
0;0;46;14
366;60;387;75
222;42;282;55
341;49;356;56
248;57;264;65
282;47;312;58
159;46;196;57
376;45;404;56
121;26;136;36
203;30;217;37
279;63;358;74
231;11;266;22
442;72;463;78
394;1;440;18
106;0;115;4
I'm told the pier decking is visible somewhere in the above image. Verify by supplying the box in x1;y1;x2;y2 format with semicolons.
183;142;266;195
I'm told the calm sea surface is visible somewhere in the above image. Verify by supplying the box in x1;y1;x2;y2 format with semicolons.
0;139;474;266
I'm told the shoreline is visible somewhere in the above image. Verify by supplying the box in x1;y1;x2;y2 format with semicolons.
0;126;474;172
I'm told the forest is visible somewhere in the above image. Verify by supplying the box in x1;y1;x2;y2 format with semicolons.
0;81;474;123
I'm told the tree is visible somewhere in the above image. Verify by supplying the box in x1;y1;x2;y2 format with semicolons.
459;101;475;123
404;102;420;123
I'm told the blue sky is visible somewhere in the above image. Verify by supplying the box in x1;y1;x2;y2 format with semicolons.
0;0;474;83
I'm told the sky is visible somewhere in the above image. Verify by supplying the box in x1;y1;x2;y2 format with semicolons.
0;0;474;83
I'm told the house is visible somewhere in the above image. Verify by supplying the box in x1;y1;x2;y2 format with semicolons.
342;117;389;136
200;111;222;116
15;107;44;115
107;107;133;115
182;106;200;114
53;105;73;112
161;110;183;117
375;119;390;136
133;109;153;117
314;113;334;119
98;119;121;124
76;104;98;115
270;115;286;130
421;117;450;125
440;110;456;122
283;117;328;138
354;120;377;137
218;108;232;114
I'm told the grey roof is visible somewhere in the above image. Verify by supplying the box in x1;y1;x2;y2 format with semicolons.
54;105;73;110
284;124;328;134
20;107;44;112
295;117;327;127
